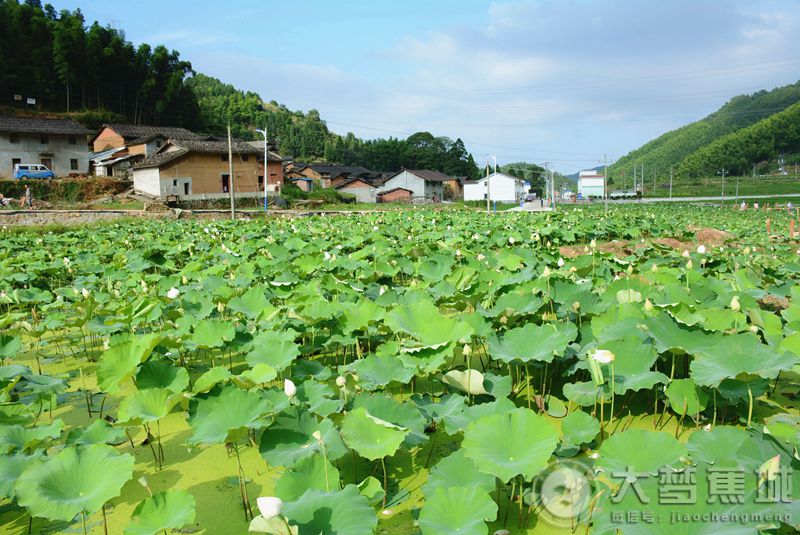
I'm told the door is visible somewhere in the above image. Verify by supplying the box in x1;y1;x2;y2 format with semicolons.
40;158;52;171
222;174;230;193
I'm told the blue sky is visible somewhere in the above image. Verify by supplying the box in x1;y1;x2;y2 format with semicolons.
52;0;800;172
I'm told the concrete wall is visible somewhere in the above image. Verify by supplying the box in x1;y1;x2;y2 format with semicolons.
133;167;161;196
464;173;523;202
0;133;89;178
377;171;426;199
338;181;377;203
579;177;605;198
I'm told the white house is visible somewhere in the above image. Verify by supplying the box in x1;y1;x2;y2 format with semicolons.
578;170;605;198
463;172;526;202
375;169;450;201
0;116;91;178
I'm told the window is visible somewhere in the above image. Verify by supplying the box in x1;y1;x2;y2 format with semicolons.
183;182;190;195
221;174;230;193
9;133;19;144
40;135;49;144
70;159;78;171
258;175;264;190
221;154;229;162
11;158;21;173
173;180;178;187
40;158;52;170
241;154;249;161
68;135;76;145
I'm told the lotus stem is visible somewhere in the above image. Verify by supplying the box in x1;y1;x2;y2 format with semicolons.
424;430;438;468
81;512;88;535
233;443;253;520
102;503;109;535
525;365;532;410
746;383;753;428
504;479;516;526
608;363;615;427
381;457;388;510
712;390;717;428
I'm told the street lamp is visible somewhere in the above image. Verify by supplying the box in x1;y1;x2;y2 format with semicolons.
255;127;268;212
717;168;727;203
479;154;497;213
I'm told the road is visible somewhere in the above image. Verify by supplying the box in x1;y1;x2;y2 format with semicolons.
611;193;800;204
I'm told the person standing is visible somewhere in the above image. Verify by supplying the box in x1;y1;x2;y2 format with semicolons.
23;184;32;209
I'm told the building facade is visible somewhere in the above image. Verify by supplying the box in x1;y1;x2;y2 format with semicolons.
578;171;606;198
463;172;526;202
375;169;451;201
0;116;91;178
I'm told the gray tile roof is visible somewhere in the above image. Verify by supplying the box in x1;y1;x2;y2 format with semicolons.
133;140;261;169
386;169;455;182
0;115;92;135
101;123;203;141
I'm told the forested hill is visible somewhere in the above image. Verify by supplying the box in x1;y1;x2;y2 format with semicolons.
0;1;202;128
188;74;481;177
609;81;800;180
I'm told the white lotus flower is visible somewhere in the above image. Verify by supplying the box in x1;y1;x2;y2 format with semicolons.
216;302;225;313
284;379;297;398
312;430;323;442
730;295;741;312
477;253;486;261
557;258;565;267
336;376;347;387
697;245;706;254
591;349;615;364
644;299;654;312
166;287;180;300
685;259;693;270
682;250;690;258
256;496;283;520
81;288;90;299
542;266;551;277
508;237;515;244
455;249;461;257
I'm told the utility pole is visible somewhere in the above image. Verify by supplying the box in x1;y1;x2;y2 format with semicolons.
485;160;491;213
256;127;269;212
603;154;608;212
735;174;739;201
717;168;727;203
653;167;656;195
633;163;637;192
669;166;673;199
543;161;551;209
227;124;235;220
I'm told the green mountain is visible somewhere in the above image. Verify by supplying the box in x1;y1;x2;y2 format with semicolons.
609;81;800;180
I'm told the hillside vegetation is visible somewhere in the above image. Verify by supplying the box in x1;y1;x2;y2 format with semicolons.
610;81;800;180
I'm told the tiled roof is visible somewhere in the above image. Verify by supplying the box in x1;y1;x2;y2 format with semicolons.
335;177;377;190
133;148;190;169
101;123;203;141
398;169;456;182
0;115;91;135
378;187;413;195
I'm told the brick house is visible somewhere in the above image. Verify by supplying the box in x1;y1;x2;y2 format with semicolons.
0;116;91;178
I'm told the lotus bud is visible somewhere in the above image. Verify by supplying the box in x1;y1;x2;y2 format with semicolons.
283;379;297;398
477;253;486;261
500;315;507;324
542;267;551;277
590;349;615;364
685;259;693;270
103;339;110;350
730;295;740;312
462;344;472;356
557;258;565;268
217;302;225;313
743;247;751;255
256;496;283;520
81;288;90;299
455;249;461;257
569;266;577;273
651;263;658;273
696;245;706;254
626;265;633;275
546;240;551;247
312;430;323;443
336;376;347;387
644;299;654;312
181;276;188;285
137;476;149;488
583;246;589;253
590;239;596;249
166;287;180;300
572;301;581;312
682;250;690;258
508;237;515;244
749;325;759;333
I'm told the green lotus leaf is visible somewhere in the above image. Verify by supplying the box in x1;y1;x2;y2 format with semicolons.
189;319;236;349
560;410;601;447
275;454;340;502
66;419;127;446
418;486;498;535
563;380;610;407
192;366;233;394
296;380;339;418
341;353;415;390
690;333;797;387
340;406;409;461
97;334;162;393
764;413;800;450
385;300;473;348
597;429;687;475
341;299;385;333
15;444;134;522
117;388;182;424
0;335;22;358
0;452;39;498
413;393;468;425
236;363;278;388
664;378;708;416
352;393;427;446
423;449;495;497
135;360;189;392
249;515;297;534
442;369;488;396
260;410;347;468
462;407;559;482
188;385;271;445
483;371;512;399
357;476;385;506
686;426;749;466
488;322;577;364
0;420;63;454
644;313;722;355
442;397;516;435
397;342;454;375
282;484;376;535
227;287;276;320
546;396;568;417
125;490;196;535
246;331;301;372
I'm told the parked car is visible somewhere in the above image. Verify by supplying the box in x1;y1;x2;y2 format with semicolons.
14;164;55;180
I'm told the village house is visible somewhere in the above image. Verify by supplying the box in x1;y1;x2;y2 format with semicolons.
0;116;91;178
287;163;383;190
334;177;389;203
375;169;454;202
463;172;526;203
132;139;282;201
578;170;606;198
89;124;209;179
246;140;285;192
377;187;413;203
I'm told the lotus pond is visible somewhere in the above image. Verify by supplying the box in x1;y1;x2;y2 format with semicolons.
0;205;798;535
